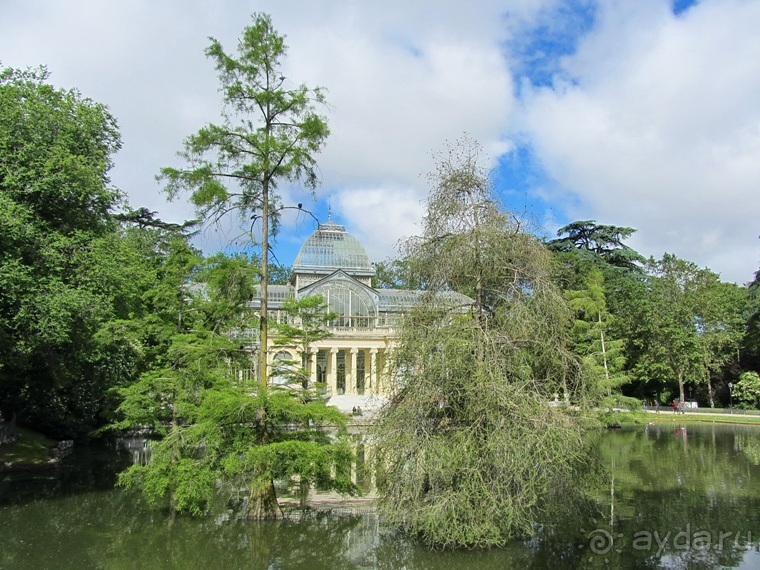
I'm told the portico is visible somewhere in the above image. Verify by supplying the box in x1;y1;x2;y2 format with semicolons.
310;344;386;396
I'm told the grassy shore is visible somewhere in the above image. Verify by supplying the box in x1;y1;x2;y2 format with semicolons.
647;411;760;426
0;427;57;465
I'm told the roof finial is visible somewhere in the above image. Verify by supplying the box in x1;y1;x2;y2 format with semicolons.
327;199;332;221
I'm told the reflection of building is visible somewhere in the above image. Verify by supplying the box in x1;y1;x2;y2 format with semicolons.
251;218;468;407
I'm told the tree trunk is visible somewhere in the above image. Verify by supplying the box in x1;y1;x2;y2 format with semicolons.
299;479;310;510
246;478;282;520
167;489;177;528
258;181;269;389
598;311;610;396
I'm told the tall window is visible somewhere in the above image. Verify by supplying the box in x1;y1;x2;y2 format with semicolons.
311;281;377;328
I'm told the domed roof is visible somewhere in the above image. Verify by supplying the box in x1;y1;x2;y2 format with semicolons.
293;220;373;273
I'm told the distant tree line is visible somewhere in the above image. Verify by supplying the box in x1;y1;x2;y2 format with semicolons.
373;219;757;411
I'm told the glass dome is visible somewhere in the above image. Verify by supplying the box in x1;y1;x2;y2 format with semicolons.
293;220;373;273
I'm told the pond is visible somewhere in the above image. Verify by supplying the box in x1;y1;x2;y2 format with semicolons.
2;422;760;569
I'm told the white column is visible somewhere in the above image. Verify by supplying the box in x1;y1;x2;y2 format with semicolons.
349;348;358;395
264;347;273;386
350;439;358;485
328;347;338;396
370;348;378;396
381;347;390;394
309;348;318;386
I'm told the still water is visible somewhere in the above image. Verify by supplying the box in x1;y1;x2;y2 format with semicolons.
2;423;760;569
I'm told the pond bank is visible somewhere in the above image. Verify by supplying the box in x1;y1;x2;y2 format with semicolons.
0;427;72;473
280;492;378;517
646;409;760;426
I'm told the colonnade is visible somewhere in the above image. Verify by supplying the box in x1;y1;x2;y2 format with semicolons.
263;343;391;396
307;346;388;396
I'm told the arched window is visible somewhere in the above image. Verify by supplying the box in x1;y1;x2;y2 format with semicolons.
310;281;377;328
271;350;294;385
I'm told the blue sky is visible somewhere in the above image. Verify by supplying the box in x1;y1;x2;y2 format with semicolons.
1;0;757;283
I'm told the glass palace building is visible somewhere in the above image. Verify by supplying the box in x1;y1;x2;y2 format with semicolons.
248;218;470;400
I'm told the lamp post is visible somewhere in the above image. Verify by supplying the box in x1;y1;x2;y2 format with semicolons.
728;382;733;414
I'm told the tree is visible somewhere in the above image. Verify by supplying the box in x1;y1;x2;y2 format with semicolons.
548;220;645;273
371;258;421;290
158;13;329;390
0;66;144;436
0;67;121;233
548;220;646;340
268;262;292;286
629;255;703;404
565;268;628;401
627;254;745;407
269;294;339;507
743;249;760;370
373;136;592;547
113;253;355;519
734;371;760;409
272;295;336;389
697;279;747;405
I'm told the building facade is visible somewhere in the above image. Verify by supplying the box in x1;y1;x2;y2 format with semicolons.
241;218;471;407
252;219;401;399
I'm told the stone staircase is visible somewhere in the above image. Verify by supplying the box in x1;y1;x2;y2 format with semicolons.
327;394;389;417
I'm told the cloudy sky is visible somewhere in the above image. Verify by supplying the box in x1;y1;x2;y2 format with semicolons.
2;0;759;284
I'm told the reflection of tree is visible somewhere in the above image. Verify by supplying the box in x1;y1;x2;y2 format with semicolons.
0;487;366;569
0;438;132;507
3;426;760;569
102;512;366;570
582;425;760;569
735;432;760;465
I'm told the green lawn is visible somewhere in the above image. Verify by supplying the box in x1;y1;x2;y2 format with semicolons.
0;427;56;464
647;412;760;426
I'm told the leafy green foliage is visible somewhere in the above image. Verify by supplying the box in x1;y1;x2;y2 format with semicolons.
374;136;593;548
117;16;342;518
743;257;760;370
0;66;152;437
624;254;746;407
158;13;330;386
548;220;645;273
272;295;336;388
371;258;421;290
376;304;592;547
734;371;760;409
113;252;354;518
566;268;629;401
0;67;121;233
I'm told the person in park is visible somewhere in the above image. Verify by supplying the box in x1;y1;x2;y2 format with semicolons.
672;400;679;413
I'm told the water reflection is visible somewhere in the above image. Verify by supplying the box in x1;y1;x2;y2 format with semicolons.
1;424;760;569
574;424;760;569
0;437;131;506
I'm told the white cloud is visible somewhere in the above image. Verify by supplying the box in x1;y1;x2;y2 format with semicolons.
1;0;528;260
334;186;426;261
521;0;760;283
2;0;757;282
